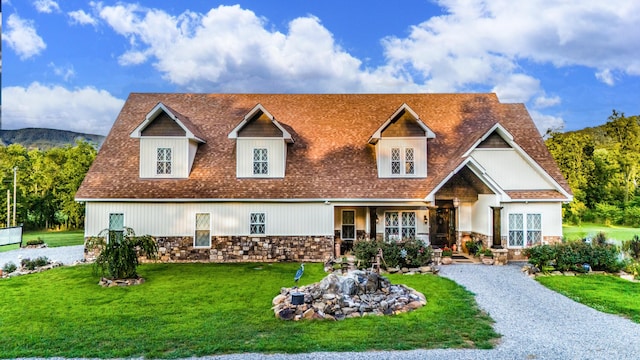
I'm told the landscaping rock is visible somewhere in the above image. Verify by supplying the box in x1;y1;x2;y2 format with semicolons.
273;270;426;321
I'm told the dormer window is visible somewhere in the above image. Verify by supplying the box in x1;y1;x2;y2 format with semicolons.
130;103;205;179
229;104;294;179
157;148;172;175
253;148;268;175
369;104;435;178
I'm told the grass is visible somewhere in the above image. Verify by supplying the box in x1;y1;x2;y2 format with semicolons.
537;275;640;323
0;229;84;253
0;263;498;358
563;222;640;242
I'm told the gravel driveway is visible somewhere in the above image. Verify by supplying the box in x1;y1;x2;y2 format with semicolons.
199;263;640;360
0;245;85;269
6;256;640;359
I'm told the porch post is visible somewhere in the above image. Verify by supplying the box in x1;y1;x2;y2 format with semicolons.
491;206;503;248
369;207;377;241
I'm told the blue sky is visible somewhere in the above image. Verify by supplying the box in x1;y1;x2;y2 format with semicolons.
1;0;639;135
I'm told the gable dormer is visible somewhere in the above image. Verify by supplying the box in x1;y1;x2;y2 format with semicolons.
228;104;293;178
369;103;435;178
130;103;205;179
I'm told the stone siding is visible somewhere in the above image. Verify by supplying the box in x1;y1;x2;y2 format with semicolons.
142;235;333;263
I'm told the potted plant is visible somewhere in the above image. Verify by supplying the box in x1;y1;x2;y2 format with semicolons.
441;246;453;265
480;247;494;265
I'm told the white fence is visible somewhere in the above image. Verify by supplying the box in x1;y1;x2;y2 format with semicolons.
0;226;23;247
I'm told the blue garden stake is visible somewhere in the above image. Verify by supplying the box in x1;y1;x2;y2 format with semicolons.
294;263;304;286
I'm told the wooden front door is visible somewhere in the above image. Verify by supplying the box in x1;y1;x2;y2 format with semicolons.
430;202;456;248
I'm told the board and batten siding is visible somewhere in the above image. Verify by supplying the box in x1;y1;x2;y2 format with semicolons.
84;202;333;238
139;137;189;178
236;138;286;178
501;202;563;239
470;149;555;190
376;138;427;178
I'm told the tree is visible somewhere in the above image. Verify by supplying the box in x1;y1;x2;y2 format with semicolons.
86;227;158;279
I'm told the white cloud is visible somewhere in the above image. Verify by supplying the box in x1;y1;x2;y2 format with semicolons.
33;0;59;13
68;9;97;26
529;110;565;134
595;69;615;86
3;14;47;60
2;82;125;135
534;95;561;109
94;3;408;93
48;62;75;81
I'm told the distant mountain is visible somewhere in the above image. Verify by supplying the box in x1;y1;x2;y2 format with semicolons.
0;128;105;150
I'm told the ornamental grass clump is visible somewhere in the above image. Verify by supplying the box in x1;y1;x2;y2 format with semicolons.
86;227;158;279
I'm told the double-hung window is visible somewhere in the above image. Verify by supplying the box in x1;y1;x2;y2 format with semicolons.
508;213;542;247
195;213;211;247
341;210;355;240
108;213;124;243
157;148;172;174
250;212;266;235
384;211;416;241
391;147;415;176
253;148;268;175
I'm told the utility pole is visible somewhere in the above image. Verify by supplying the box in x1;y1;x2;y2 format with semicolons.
13;167;17;227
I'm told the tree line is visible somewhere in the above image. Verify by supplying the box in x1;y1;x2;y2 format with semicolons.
0;141;97;230
546;111;640;226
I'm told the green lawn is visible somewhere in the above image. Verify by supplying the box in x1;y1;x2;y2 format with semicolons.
0;263;498;358
537;275;640;323
0;229;85;253
563;222;640;242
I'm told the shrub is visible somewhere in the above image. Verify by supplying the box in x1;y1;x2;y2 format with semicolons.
2;262;17;274
524;241;623;273
354;238;432;269
465;240;480;255
523;244;556;270
26;238;45;246
86;227;158;279
623;207;640;227
20;256;50;271
623;235;640;261
623;260;640;280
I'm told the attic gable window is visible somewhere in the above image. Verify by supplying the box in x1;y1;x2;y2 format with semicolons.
156;148;172;174
391;147;415;176
253;148;268;175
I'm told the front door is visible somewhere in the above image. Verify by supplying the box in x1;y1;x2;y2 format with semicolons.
430;202;456;248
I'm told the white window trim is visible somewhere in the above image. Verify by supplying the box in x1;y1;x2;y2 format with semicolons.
156;147;173;176
250;212;266;236
341;209;356;241
384;211;417;242
508;213;542;248
194;213;211;248
390;146;416;177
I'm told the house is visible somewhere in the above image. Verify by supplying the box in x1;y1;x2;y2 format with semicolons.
75;93;572;262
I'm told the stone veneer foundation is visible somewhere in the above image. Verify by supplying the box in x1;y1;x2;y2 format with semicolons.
86;235;335;263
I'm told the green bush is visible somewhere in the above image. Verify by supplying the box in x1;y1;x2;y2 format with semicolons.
623;207;640;227
524;241;623;273
26;238;45;246
86;227;158;279
354;238;432;269
20;256;50;271
623;260;640;279
623;235;640;261
2;262;17;273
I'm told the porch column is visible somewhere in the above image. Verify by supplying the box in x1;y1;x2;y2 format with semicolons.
491;206;503;249
369;207;377;240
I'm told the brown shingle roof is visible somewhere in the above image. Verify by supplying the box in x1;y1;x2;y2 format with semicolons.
75;93;572;201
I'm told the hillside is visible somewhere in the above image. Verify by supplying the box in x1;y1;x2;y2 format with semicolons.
0;128;105;150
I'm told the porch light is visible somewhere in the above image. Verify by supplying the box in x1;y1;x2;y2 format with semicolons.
453;197;460;207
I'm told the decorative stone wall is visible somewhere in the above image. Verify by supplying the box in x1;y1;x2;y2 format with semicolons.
146;235;334;263
544;236;563;245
